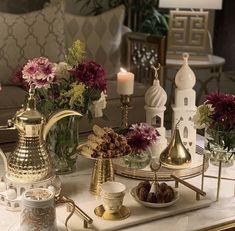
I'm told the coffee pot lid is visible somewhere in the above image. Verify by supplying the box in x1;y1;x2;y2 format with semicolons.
15;86;44;125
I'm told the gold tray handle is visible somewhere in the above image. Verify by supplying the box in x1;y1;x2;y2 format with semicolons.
56;195;75;228
56;195;93;229
171;174;206;200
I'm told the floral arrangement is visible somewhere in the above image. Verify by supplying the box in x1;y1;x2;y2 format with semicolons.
12;40;107;173
193;92;235;152
122;123;160;153
12;40;107;119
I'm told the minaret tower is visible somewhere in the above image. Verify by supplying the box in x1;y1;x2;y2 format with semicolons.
172;53;197;155
144;64;167;159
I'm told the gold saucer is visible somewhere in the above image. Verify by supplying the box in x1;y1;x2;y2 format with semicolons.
94;205;131;220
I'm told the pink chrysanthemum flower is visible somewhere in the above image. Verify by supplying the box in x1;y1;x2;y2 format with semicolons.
22;57;56;88
126;123;160;152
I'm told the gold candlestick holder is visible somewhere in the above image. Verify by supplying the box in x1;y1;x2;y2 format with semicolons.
120;94;132;128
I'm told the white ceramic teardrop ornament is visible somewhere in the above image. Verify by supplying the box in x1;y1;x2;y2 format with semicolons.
175;53;196;90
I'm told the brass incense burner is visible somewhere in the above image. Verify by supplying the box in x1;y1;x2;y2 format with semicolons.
0;86;82;183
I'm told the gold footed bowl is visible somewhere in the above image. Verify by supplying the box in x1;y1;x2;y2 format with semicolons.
78;124;132;196
89;159;114;195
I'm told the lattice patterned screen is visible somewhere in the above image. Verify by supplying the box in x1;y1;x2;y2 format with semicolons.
167;10;210;60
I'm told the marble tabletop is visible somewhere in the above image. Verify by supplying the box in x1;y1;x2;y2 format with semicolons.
1;136;235;231
166;55;225;68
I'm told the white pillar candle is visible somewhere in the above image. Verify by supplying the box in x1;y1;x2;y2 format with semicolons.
117;69;134;95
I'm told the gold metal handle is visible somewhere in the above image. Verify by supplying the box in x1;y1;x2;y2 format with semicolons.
63;196;93;228
56;196;75;228
171;174;206;200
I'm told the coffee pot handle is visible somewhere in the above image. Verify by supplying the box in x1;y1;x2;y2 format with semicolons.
0;148;8;172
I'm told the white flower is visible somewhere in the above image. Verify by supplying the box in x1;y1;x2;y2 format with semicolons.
54;62;71;81
193;104;214;129
193;106;206;129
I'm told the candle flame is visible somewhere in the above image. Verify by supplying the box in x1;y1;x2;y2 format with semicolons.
120;68;127;73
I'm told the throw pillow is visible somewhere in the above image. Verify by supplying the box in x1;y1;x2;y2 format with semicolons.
65;5;125;79
0;0;66;84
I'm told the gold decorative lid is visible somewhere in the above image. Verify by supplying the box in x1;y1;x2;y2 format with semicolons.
15;86;44;125
160;125;192;169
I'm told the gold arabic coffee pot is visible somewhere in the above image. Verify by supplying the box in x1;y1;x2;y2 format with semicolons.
0;86;82;183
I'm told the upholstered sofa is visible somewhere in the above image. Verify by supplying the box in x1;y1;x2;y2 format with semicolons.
0;1;148;149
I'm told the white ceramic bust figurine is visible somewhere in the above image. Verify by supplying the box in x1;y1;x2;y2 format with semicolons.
91;92;107;118
144;64;167;159
172;53;197;155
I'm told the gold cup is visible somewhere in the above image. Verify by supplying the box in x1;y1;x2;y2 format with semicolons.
94;181;131;220
100;181;126;214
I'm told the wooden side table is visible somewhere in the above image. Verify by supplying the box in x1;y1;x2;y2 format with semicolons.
165;55;225;106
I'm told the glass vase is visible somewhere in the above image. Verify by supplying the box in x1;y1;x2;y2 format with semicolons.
123;148;152;169
204;128;235;167
46;116;80;174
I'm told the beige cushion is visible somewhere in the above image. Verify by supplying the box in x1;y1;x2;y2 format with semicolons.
0;85;26;110
0;0;66;84
0;85;26;125
65;5;125;79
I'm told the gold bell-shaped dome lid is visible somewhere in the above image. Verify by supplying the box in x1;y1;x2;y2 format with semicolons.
15;86;44;125
160;125;191;169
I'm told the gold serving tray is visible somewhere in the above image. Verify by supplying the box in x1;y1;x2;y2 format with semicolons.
113;145;209;181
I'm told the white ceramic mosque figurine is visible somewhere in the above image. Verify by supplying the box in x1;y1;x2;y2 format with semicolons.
144;64;167;159
172;53;197;155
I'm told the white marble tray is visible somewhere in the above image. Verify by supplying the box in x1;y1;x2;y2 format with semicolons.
57;185;212;231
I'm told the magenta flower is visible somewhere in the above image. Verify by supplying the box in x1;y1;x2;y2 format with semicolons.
70;60;107;91
22;57;56;89
205;92;235;131
125;123;159;152
206;91;225;107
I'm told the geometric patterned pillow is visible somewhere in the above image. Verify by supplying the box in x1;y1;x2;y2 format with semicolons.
0;0;66;84
65;5;125;79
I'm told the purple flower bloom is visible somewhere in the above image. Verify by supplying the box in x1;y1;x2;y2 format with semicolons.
70;60;107;92
206;91;224;107
125;123;159;152
205;92;235;131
